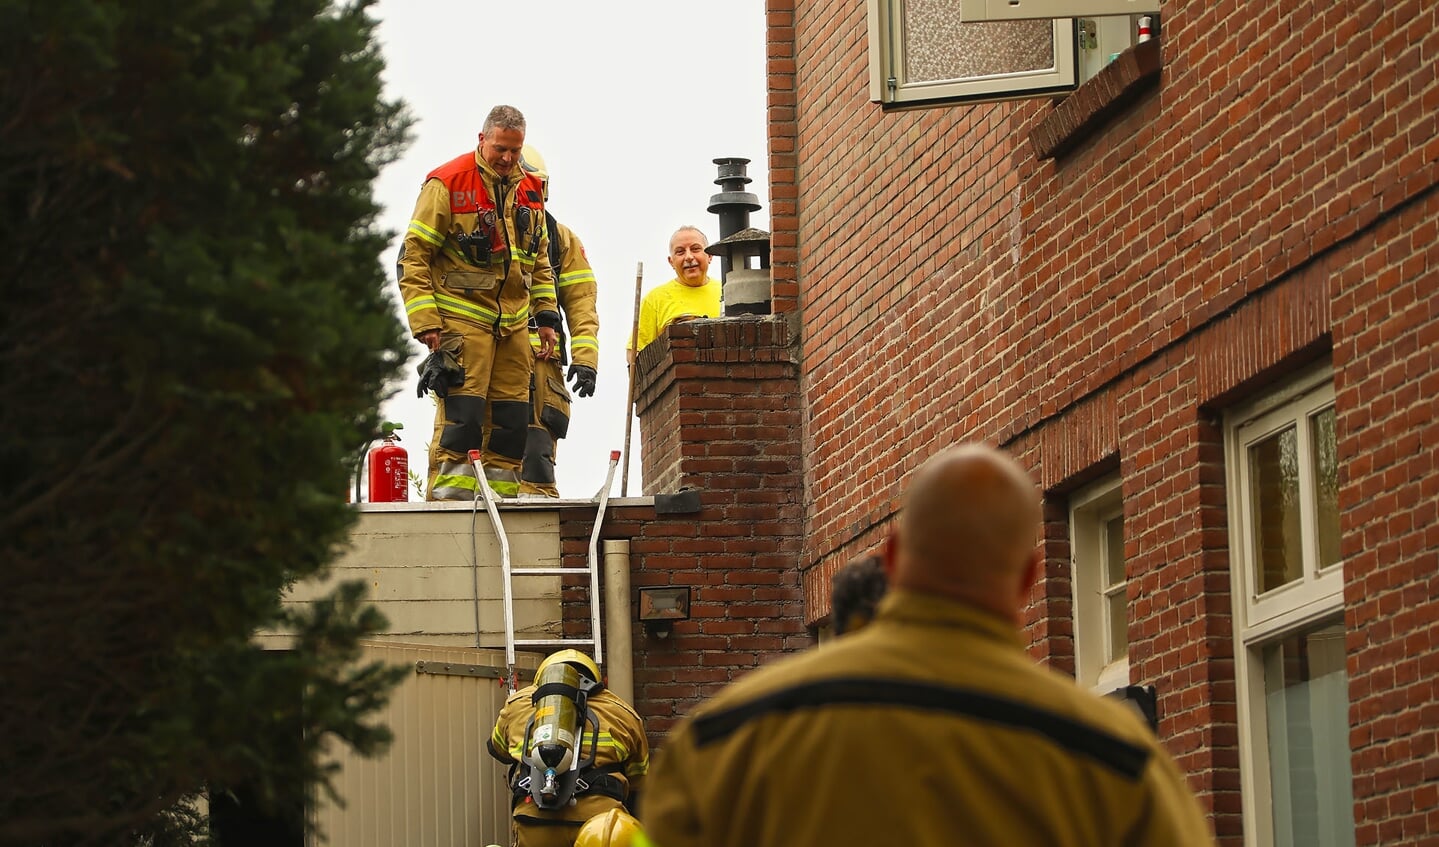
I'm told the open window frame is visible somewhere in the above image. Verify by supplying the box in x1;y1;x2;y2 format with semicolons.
866;0;1077;108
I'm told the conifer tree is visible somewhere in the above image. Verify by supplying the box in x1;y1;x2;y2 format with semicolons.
0;1;413;842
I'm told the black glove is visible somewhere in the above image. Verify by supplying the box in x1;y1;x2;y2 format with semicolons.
567;364;597;398
416;348;463;398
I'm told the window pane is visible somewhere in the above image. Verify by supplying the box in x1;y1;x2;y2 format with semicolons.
902;0;1054;82
1249;425;1303;594
1104;514;1125;586
1103;514;1127;662
1263;623;1356;847
1311;408;1340;570
1106;588;1128;661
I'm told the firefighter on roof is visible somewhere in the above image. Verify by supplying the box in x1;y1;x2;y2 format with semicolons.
517;144;600;497
397;104;560;500
488;650;649;847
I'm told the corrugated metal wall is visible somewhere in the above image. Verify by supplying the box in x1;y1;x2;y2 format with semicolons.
311;642;537;847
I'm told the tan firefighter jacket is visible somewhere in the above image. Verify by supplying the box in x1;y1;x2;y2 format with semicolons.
540;219;599;370
643;590;1216;847
398;149;557;340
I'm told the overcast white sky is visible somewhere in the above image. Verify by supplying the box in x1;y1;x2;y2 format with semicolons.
367;0;770;499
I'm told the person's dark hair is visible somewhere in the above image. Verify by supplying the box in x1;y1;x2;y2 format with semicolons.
830;554;887;636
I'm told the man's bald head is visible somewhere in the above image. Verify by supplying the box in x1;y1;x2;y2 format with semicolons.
890;444;1042;622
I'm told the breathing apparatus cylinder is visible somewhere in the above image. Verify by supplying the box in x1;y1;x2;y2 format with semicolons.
523;662;584;807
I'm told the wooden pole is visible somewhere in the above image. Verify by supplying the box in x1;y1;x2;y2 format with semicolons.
621;261;643;497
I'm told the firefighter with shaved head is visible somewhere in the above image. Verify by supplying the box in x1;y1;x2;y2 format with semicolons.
643;444;1215;847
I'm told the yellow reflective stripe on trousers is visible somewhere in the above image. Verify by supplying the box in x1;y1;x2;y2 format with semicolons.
433;291;530;328
483;466;521;497
431;473;478;501
558;269;596;287
436;463;520;498
408;219;445;246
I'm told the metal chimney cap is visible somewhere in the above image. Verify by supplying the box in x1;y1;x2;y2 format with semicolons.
707;192;761;214
705;227;772;255
712;157;753;184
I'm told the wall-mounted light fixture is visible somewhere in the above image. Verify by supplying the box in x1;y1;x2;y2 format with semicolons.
637;586;691;639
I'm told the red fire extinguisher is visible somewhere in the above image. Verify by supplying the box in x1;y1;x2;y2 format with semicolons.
367;422;409;503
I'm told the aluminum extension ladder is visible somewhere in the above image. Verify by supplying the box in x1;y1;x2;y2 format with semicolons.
468;449;621;688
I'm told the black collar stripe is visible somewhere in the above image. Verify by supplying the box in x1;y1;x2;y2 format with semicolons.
690;677;1151;780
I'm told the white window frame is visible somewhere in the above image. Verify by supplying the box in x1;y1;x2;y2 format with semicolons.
960;0;1158;21
1224;363;1349;847
866;0;1077;107
1069;475;1129;692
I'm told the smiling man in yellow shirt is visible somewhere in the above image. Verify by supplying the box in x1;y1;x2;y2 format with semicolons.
627;226;722;365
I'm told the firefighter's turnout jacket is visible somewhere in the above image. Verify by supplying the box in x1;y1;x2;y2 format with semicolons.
643;590;1216;847
523;217;599;496
397;149;558;499
489;685;649;847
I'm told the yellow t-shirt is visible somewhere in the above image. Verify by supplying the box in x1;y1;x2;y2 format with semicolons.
630;277;722;352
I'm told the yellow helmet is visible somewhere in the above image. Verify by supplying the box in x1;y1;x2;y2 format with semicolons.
575;809;648;847
536;649;600;684
521;143;549;201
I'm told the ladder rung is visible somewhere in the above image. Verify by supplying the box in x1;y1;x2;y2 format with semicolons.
514;637;597;647
511;567;593;576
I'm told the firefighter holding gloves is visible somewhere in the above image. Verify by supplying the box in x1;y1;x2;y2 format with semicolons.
396;104;559;501
488;650;649;847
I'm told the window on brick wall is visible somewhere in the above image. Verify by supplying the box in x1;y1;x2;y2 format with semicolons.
867;0;1164;108
1225;365;1355;847
1069;475;1128;692
865;0;1076;107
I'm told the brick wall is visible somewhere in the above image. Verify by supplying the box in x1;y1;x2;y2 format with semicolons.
766;0;799;316
565;314;808;746
1330;188;1439;846
775;0;1439;842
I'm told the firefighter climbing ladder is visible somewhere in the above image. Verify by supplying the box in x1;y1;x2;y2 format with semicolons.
468;449;621;687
